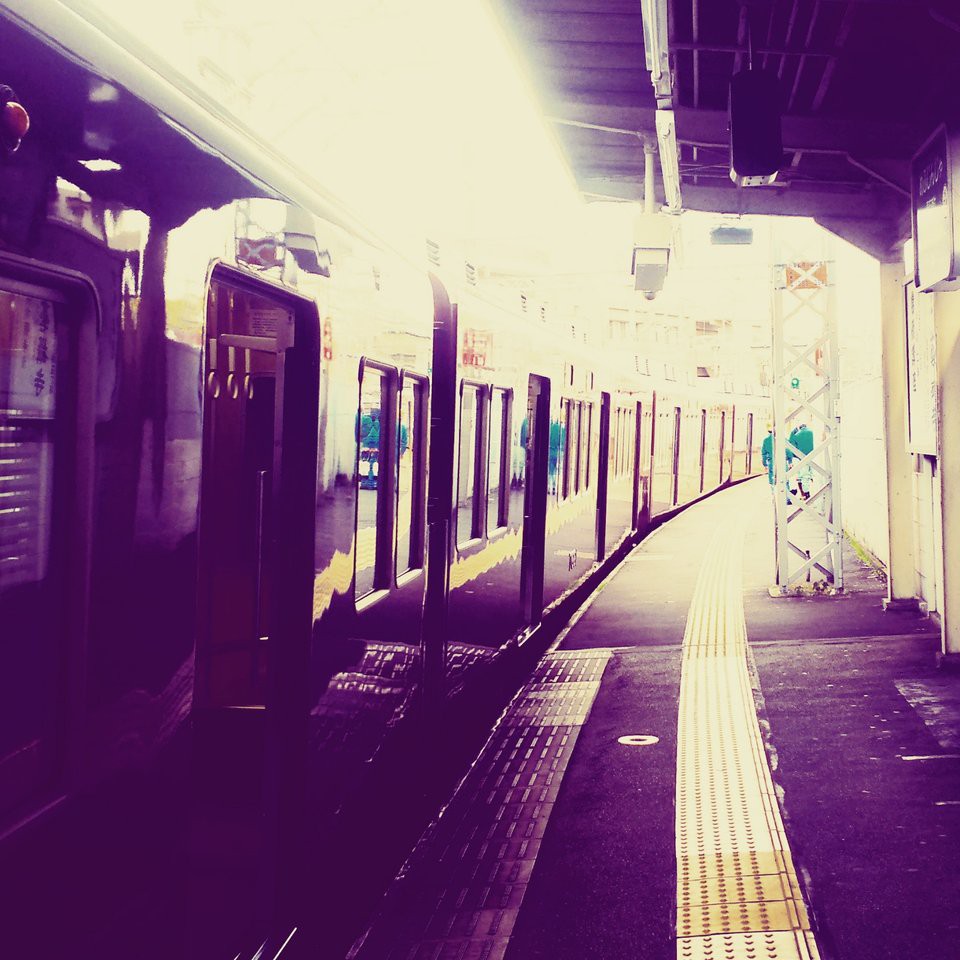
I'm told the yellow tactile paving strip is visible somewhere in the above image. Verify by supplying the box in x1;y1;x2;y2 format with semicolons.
675;516;821;960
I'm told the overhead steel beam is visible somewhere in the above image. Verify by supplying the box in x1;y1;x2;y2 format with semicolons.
549;102;921;159
530;41;647;70
672;40;841;57
577;175;903;217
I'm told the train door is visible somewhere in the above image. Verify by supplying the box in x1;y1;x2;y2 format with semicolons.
195;270;319;946
595;393;611;559
520;374;550;624
197;277;293;707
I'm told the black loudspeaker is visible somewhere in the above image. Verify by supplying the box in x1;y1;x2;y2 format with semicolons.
729;68;783;186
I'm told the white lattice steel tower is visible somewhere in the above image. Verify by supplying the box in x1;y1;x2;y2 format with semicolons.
770;237;843;593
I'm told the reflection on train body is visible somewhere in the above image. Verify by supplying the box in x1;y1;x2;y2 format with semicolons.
0;9;768;959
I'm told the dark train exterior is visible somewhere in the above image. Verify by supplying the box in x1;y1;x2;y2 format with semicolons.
0;5;766;958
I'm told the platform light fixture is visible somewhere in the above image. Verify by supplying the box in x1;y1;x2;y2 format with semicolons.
655;109;682;211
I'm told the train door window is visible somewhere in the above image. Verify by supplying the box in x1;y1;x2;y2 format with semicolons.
200;279;300;706
356;364;391;597
0;284;74;816
487;388;511;533
396;373;426;577
457;383;483;544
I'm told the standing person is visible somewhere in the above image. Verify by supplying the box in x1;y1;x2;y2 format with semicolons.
789;422;814;500
761;422;795;503
761;422;775;490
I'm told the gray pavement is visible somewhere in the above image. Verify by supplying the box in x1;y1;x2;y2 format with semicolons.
353;478;958;960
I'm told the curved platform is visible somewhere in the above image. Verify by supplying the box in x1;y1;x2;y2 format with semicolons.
350;479;958;960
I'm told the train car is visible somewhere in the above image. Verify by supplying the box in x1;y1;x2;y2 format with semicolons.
0;5;766;959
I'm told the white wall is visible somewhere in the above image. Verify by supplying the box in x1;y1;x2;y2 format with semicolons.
835;240;890;566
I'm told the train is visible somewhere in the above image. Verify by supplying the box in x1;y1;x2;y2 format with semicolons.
0;4;766;958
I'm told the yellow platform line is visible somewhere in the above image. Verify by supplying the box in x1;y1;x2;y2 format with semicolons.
675;512;821;960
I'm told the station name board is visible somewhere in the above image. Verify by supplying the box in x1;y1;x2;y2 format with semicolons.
912;125;960;291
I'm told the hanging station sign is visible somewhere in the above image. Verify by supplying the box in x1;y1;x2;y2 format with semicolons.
912;125;960;292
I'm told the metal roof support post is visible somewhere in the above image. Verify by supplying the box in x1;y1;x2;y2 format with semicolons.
644;139;656;214
770;234;843;595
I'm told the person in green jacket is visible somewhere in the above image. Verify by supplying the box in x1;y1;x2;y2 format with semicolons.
761;423;775;487
789;422;814;500
762;422;797;502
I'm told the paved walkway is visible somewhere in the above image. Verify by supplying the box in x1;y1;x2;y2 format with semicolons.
350;479;957;960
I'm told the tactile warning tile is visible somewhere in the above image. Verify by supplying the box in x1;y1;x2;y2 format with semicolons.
675;517;821;960
678;931;820;960
350;651;611;960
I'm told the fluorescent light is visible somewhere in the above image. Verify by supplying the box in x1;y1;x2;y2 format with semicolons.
78;158;121;172
655;110;682;210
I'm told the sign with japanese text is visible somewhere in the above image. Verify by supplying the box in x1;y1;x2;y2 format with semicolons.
905;282;938;455
0;291;57;417
462;329;491;369
912;125;960;291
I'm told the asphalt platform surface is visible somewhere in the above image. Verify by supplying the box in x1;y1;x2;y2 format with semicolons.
355;479;958;960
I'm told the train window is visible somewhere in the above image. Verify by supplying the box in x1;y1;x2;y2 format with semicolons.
356;365;390;597
610;408;619;478
580;402;592;490
673;406;682;505
621;408;630;477
0;285;68;815
699;410;708;492
569;401;582;495
551;404;565;500
487;388;511;532
457;383;483;544
396;374;426;576
720;411;727;484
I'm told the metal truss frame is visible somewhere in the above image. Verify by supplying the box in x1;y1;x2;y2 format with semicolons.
770;251;844;593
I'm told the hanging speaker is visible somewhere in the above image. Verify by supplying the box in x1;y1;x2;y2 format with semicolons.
729;68;783;186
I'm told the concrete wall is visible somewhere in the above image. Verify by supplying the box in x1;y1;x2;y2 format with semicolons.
835;241;890;567
934;287;960;652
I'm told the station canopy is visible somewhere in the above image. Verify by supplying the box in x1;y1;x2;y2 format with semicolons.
491;0;960;259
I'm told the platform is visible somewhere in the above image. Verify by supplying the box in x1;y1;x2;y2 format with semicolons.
349;479;959;960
